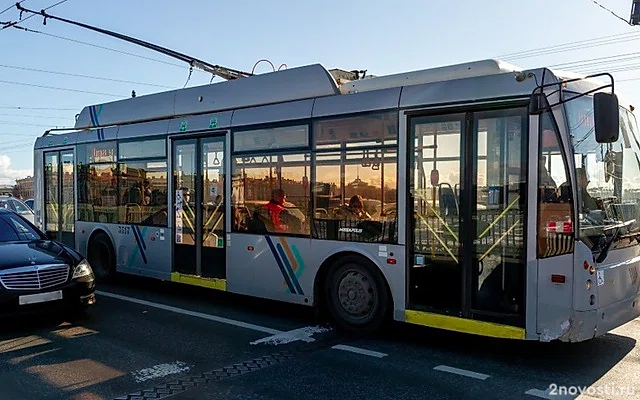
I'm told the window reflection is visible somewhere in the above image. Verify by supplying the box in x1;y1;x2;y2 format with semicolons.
77;140;168;226
119;161;168;225
314;112;397;149
232;153;310;235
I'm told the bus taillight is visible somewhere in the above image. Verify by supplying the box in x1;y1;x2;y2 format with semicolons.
551;274;566;283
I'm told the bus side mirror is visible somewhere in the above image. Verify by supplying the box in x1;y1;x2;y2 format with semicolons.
631;0;640;25
594;92;619;143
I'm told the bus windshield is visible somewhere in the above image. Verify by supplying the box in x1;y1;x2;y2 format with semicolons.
565;91;640;250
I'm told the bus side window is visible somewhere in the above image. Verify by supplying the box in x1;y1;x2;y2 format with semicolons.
537;112;574;258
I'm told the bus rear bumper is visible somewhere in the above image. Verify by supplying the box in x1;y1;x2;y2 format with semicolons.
594;293;640;338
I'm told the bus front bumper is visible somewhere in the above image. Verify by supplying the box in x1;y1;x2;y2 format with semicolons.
560;293;640;342
594;292;640;338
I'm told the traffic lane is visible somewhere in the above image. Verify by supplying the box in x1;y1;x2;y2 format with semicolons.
97;274;320;332
0;294;302;400
340;319;640;398
167;318;640;400
169;343;531;400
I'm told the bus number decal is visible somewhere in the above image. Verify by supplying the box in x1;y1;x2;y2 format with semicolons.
118;226;131;235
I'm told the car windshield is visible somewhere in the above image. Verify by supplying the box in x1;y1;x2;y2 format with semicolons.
0;214;42;242
565;91;640;250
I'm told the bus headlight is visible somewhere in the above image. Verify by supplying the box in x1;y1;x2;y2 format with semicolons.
72;260;93;279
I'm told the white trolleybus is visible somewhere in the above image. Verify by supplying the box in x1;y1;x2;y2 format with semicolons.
33;59;640;342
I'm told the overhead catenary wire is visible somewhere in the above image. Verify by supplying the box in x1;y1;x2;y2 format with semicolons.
0;106;77;111
1;0;69;30
0;0;26;17
0;79;125;97
0;120;60;127
13;26;196;71
13;3;252;81
0;63;174;89
0;113;71;120
496;31;640;60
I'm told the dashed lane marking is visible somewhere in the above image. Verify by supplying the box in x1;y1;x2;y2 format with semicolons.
433;365;490;380
525;388;575;399
331;344;388;358
97;290;281;335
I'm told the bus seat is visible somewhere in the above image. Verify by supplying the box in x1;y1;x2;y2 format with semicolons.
439;186;458;216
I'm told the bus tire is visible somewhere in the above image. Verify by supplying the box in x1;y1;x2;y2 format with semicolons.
88;232;115;281
324;255;390;332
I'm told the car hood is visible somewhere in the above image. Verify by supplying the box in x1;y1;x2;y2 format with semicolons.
0;240;77;270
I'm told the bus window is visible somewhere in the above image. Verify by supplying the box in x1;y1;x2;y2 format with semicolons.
77;142;119;224
231;153;311;236
313;112;398;150
537;112;574;258
313;148;397;242
311;111;398;243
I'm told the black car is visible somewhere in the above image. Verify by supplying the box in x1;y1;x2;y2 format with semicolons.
0;209;96;317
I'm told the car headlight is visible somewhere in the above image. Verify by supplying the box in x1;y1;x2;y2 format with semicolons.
72;259;93;279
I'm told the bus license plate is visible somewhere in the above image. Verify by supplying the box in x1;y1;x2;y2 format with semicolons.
19;290;63;305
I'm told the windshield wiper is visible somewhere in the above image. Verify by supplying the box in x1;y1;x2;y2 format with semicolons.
596;219;636;263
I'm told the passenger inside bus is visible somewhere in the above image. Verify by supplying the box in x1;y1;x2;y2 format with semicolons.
334;195;372;220
250;188;302;233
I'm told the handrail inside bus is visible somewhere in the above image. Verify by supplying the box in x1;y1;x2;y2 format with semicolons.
479;219;520;262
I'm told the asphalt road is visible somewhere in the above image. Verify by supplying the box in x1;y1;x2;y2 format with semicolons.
0;275;638;400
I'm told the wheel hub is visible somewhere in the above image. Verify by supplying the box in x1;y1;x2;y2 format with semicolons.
338;270;375;317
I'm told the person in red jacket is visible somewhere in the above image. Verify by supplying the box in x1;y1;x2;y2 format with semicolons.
262;188;290;232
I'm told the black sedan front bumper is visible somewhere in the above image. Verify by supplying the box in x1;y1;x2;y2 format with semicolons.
0;276;95;317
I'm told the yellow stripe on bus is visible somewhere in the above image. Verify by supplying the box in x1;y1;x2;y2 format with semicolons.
170;272;226;291
404;310;525;340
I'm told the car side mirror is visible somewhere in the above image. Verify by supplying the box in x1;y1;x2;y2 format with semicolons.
594;92;620;143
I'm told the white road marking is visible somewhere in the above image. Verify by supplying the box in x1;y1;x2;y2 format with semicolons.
433;365;490;380
525;389;554;399
97;291;281;335
524;388;574;399
132;361;190;383
250;326;331;345
331;344;388;358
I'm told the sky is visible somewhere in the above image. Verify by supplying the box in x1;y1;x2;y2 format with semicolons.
0;0;639;185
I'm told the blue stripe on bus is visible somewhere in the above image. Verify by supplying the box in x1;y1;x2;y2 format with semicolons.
275;243;304;295
88;106;97;127
131;225;148;264
135;225;147;250
265;236;297;295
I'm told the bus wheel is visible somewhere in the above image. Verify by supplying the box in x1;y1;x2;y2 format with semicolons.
88;232;115;281
325;256;389;332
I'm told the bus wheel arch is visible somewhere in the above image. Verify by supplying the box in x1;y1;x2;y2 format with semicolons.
87;229;116;281
315;251;392;332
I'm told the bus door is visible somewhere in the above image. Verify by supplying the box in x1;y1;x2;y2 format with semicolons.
409;106;527;327
172;136;226;279
43;150;75;247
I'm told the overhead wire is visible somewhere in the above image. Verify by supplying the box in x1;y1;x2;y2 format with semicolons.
1;0;69;30
0;106;76;111
0;63;174;88
0;120;59;127
496;32;640;60
0;0;26;17
0;79;125;97
15;27;196;71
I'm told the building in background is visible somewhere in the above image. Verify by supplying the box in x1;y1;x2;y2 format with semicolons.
13;176;34;199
